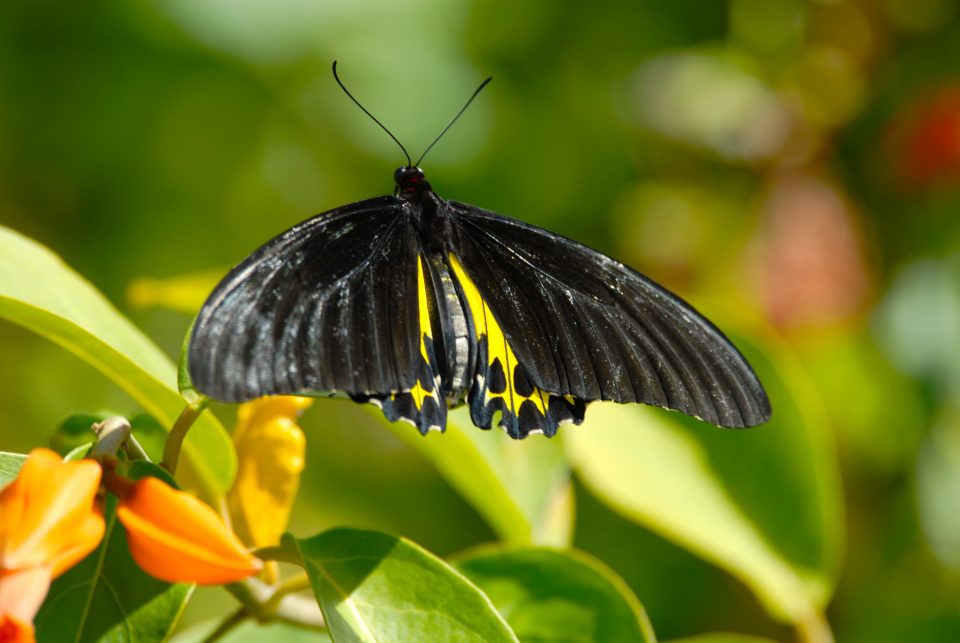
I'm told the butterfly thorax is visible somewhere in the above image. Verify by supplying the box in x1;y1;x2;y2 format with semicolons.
393;168;474;403
395;168;459;254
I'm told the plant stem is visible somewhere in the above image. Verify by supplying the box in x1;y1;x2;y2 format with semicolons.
202;607;249;643
161;404;203;476
796;609;835;643
225;577;325;630
254;545;304;567
262;573;312;612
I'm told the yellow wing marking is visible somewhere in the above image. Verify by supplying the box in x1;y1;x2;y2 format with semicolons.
416;255;432;363
408;380;432;410
448;254;547;416
408;255;438;411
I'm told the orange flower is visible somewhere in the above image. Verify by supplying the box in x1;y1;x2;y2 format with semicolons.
1;445;261;640
0;613;35;643
0;568;49;643
0;449;104;643
117;477;262;585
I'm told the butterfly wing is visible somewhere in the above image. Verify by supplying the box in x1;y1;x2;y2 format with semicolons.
188;196;446;433
446;201;772;435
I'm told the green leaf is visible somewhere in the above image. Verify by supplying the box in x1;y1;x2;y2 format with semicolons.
35;495;193;643
666;635;778;643
128;459;180;487
0;225;234;497
382;406;574;546
296;527;518;643
171;620;331;643
0;451;27;488
455;547;656;643
176;318;210;410
128;413;174;464
63;443;95;462
564;315;842;625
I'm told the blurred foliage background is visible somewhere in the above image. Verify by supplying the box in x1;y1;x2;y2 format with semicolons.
2;0;960;640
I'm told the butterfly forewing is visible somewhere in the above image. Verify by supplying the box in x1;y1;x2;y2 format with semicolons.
447;201;772;429
188;197;446;433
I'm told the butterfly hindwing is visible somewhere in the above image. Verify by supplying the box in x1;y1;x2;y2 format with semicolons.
352;256;447;433
446;201;771;429
188;197;445;433
447;254;586;438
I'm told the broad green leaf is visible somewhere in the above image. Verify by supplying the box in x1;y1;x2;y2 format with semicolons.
666;635;777;643
63;444;94;462
455;547;656;643
0;449;92;488
0;451;27;488
35;494;193;643
0;225;234;497
795;330;925;474
128;413;174;464
128;458;180;488
296;527;518;643
172;620;331;643
177;320;209;408
383;406;574;547
565;315;841;625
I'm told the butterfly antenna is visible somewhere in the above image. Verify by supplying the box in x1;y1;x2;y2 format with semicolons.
415;75;492;167
333;61;412;168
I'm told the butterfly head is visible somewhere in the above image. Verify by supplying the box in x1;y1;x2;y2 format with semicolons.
395;166;431;195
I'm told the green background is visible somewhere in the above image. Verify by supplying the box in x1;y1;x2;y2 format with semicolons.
3;0;960;640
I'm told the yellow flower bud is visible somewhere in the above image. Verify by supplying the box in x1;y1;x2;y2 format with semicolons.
227;397;310;550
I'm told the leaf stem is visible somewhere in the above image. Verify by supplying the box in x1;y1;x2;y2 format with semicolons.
161;404;203;475
224;577;325;630
262;572;312;613
202;607;249;643
254;544;304;567
124;432;151;461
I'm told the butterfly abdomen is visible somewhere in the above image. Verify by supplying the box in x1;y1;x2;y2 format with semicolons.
422;254;473;399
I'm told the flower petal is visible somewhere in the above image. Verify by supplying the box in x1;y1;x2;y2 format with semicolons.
117;477;261;585
0;566;51;626
0;613;35;643
0;449;103;577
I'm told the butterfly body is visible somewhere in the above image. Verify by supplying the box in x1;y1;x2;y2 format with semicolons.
188;167;771;439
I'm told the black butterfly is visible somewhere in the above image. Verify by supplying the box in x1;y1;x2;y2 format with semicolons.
187;64;771;439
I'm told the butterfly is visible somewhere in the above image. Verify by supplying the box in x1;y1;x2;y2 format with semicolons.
187;63;771;439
